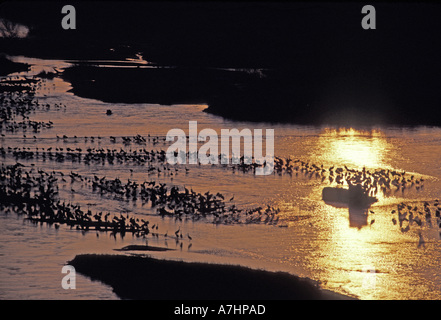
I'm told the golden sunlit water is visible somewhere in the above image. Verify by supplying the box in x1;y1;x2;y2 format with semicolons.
1;56;441;300
314;128;392;169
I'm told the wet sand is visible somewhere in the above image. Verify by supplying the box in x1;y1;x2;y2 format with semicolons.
69;254;354;300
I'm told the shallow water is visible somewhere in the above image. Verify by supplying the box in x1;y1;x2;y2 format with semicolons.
1;56;441;300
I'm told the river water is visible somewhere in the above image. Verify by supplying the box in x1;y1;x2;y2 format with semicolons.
1;56;441;300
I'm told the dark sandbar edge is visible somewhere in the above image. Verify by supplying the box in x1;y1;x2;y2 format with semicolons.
69;254;355;300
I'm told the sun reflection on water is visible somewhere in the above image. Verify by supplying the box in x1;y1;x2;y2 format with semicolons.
313;127;392;170
299;128;403;298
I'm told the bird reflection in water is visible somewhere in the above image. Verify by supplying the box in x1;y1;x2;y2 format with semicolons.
322;199;370;229
348;206;369;229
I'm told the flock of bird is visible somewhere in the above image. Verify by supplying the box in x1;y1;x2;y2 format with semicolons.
0;77;67;134
1;142;426;200
0;163;194;244
0;91;57;134
0;161;280;229
0;76;39;93
391;200;441;235
49;133;167;146
83;174;280;225
2;145;188;178
237;156;426;197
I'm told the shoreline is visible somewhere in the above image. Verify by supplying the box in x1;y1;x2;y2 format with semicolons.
69;254;355;300
0;55;30;76
2;54;440;128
